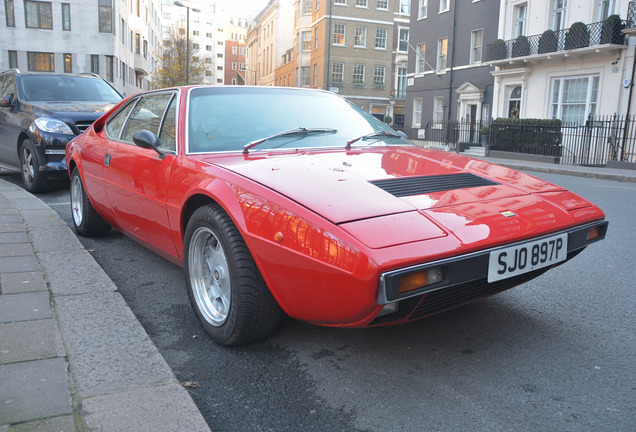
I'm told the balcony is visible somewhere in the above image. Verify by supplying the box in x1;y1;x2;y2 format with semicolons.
625;1;636;35
134;53;148;75
486;19;628;67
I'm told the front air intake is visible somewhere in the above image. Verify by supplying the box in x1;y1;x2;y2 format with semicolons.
370;173;499;197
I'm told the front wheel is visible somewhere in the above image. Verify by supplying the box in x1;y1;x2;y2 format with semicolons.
20;139;47;193
184;204;281;345
70;168;111;236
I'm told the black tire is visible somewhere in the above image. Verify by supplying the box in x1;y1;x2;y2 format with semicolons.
70;168;111;236
20;139;47;193
184;204;282;346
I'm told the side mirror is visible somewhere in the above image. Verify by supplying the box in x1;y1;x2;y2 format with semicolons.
0;95;14;107
133;130;166;159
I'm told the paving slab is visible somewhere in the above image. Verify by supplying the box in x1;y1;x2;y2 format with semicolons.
0;255;40;274
0;272;47;294
54;291;175;398
81;383;211;432
0;232;29;244
19;209;67;228
0;243;33;258
37;249;117;296
0;223;24;233
0;415;76;432
0;319;65;365
0;358;73;426
0;215;21;223
0;292;51;323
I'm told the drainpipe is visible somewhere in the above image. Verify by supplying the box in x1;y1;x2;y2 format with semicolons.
325;1;333;89
622;43;636;161
446;0;458;152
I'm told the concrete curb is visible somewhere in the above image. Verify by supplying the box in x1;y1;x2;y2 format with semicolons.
0;179;210;431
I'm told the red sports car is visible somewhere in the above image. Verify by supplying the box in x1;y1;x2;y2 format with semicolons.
66;86;608;345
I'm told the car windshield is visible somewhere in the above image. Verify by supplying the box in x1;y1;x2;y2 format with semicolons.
21;75;122;102
187;87;410;153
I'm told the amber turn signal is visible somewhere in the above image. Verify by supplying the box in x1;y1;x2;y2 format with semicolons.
398;268;443;294
587;226;601;241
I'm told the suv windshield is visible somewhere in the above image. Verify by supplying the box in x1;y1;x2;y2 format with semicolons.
187;87;410;153
21;75;122;102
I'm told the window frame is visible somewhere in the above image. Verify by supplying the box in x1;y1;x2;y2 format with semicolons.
412;98;422;127
333;23;346;46
24;0;53;29
550;75;600;125
437;38;448;71
375;27;387;50
354;25;367;48
470;29;483;64
416;43;426;74
27;51;54;72
61;2;70;30
418;0;428;19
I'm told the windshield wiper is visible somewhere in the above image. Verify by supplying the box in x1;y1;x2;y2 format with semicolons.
243;127;338;154
346;131;402;149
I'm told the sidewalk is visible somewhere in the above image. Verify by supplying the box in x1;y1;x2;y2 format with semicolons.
0;156;634;431
0;178;210;431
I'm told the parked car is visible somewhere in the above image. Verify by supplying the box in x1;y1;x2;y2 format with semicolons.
0;70;122;192
66;86;608;345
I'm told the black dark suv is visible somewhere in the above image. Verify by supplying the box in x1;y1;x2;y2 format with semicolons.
0;70;123;192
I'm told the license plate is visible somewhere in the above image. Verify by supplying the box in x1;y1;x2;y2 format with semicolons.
487;233;568;283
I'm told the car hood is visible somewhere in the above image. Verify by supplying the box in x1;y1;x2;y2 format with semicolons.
26;101;119;122
202;147;565;225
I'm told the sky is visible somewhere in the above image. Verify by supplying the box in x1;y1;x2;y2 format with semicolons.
217;0;271;17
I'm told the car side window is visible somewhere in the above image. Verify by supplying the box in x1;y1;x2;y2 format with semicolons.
105;99;138;140
120;93;174;144
158;95;177;153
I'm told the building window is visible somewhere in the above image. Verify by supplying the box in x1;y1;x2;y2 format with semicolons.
598;0;614;20
315;28;319;49
5;0;15;27
64;53;72;73
550;76;599;125
105;55;113;81
356;0;367;7
313;64;317;86
353;64;365;86
515;3;527;37
397;67;407;99
27;52;54;72
135;33;141;54
91;54;99;74
552;0;567;32
99;0;112;32
508;85;522;118
400;0;410;14
373;66;385;88
418;0;427;18
232;46;238;54
61;3;70;30
303;0;312;14
232;62;237;70
331;62;344;85
25;0;53;29
302;31;311;51
334;0;346;4
470;29;483;64
412;98;422;127
433;97;445;123
301;66;310;86
439;0;449;13
375;28;387;49
377;0;388;10
333;23;345;45
437;38;448;71
8;50;18;69
354;26;367;47
416;43;426;74
398;28;409;52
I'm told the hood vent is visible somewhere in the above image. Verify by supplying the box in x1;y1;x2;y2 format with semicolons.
370;173;499;197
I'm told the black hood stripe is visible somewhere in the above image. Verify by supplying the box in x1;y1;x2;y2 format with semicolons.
370;173;499;197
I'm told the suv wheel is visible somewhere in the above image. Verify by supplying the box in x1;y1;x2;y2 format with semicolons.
20;139;46;193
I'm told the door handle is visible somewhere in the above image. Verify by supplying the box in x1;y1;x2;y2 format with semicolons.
104;154;111;166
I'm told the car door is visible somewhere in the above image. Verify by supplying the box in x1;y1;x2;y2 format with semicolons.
0;75;22;166
102;91;179;258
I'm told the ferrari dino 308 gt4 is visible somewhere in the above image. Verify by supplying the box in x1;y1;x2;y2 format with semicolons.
66;86;608;345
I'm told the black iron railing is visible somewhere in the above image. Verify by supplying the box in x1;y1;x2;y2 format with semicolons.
414;115;636;167
628;1;636;28
487;19;628;62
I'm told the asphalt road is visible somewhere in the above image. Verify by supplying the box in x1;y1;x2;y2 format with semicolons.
5;169;635;432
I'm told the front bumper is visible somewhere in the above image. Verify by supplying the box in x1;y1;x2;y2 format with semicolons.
373;220;608;325
31;130;72;173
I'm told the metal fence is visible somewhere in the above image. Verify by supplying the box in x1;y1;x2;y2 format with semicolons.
487;19;628;62
415;115;636;167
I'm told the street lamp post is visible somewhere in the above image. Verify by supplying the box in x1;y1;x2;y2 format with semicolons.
174;1;200;85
